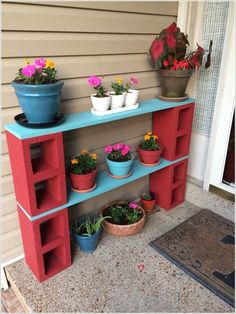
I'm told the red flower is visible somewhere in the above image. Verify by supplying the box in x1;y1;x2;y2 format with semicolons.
163;60;169;67
171;59;179;70
150;38;165;64
166;32;176;49
165;22;177;33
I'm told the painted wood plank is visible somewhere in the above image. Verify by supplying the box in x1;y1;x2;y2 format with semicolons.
5;99;195;139
18;156;188;221
2;3;175;34
2;32;154;58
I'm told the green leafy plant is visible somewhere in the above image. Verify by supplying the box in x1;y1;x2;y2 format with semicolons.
105;201;143;225
140;132;161;151
70;149;97;175
111;77;127;95
73;215;110;237
141;191;156;201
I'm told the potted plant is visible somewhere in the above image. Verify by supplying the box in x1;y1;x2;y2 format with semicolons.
72;215;109;253
138;132;163;165
110;77;127;109
69;149;97;192
11;58;63;124
140;191;156;213
102;201;146;236
124;77;139;107
149;22;212;99
104;143;133;178
88;75;111;111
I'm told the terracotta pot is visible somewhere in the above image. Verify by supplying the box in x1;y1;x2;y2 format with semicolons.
141;198;156;213
70;168;97;191
158;69;193;98
102;202;146;236
138;145;163;165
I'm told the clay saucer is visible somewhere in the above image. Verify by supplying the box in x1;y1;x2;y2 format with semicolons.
71;183;97;193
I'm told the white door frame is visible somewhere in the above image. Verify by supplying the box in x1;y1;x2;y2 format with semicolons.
203;3;235;194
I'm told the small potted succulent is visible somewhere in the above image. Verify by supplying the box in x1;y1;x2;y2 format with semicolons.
110;77;127;109
124;77;139;107
104;143;133;178
102;201;146;236
138;132;163;165
140;191;156;213
88;75;111;111
72;215;109;253
69;149;97;192
11;58;63;124
149;22;212;99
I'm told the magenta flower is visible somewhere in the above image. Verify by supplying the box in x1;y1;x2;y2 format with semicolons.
129;201;138;209
21;65;36;77
104;145;113;154
121;145;130;156
130;77;138;85
34;58;46;69
88;75;102;88
113;143;124;151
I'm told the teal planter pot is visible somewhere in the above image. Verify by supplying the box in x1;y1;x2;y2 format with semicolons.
74;228;102;253
106;156;134;177
11;81;63;124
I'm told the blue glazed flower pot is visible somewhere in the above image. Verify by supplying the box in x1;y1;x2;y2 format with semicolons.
106;156;134;177
11;81;63;124
74;228;102;253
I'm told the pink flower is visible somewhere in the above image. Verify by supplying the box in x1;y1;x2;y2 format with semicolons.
150;38;165;64
121;145;130;156
163;60;169;67
21;65;36;77
104;145;113;154
130;77;138;85
88;75;102;88
34;58;46;69
113;143;124;151
129;201;138;209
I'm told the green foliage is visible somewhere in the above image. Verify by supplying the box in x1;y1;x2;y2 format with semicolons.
107;202;142;225
95;85;108;98
141;191;155;201
140;137;161;151
111;82;127;95
70;150;97;175
73;215;110;237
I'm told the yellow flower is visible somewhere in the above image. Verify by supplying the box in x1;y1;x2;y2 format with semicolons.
147;132;152;135
144;135;150;141
90;153;97;160
116;77;123;84
71;158;78;164
25;59;31;65
80;149;89;155
152;135;158;140
45;59;55;68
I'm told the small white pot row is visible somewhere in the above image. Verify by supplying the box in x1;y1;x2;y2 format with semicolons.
91;89;139;112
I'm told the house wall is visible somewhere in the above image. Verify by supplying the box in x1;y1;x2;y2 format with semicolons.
1;1;178;263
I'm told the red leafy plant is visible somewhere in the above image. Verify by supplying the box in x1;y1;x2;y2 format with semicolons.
149;22;212;70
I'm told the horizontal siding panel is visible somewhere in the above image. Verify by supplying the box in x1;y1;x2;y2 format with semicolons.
2;229;22;252
3;1;178;16
2;193;17;215
2;245;24;264
2;54;153;84
2;3;176;34
2;175;14;196
2;71;159;109
2;32;154;58
2;211;20;234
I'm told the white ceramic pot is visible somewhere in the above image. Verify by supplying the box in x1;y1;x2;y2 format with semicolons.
110;92;126;109
124;89;139;107
91;94;111;112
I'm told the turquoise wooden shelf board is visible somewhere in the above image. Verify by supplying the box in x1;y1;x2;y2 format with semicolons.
17;156;188;221
5;98;194;139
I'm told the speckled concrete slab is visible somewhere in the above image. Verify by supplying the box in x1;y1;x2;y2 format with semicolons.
6;199;234;313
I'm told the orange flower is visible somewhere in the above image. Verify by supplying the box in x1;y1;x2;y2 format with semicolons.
71;158;78;164
45;59;55;68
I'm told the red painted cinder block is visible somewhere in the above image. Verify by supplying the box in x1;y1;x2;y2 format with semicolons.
153;103;195;161
17;206;71;282
150;159;188;210
6;132;67;216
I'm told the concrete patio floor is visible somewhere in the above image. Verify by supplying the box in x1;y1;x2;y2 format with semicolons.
4;183;234;313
